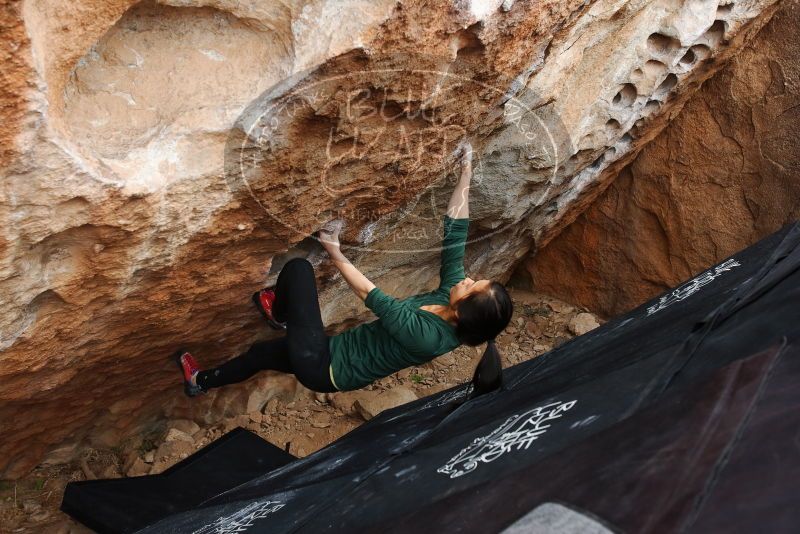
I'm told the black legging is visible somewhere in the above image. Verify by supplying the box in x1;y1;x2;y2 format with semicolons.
196;258;337;393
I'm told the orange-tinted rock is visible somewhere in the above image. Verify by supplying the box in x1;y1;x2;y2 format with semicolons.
526;1;800;318
0;0;783;478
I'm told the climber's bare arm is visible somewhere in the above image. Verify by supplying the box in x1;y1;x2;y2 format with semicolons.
446;140;473;219
319;228;375;301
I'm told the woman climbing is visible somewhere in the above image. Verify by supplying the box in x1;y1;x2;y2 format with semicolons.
176;141;513;397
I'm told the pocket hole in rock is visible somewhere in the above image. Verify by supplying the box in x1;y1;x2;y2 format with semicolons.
62;1;284;172
605;119;622;143
568;148;595;168
679;48;696;67
653;73;678;99
699;20;727;47
629;118;646;138
644;99;661;114
646;32;681;58
579;132;600;151
716;4;734;17
640;60;668;90
643;60;667;78
689;44;712;62
453;24;485;60
612;83;637;107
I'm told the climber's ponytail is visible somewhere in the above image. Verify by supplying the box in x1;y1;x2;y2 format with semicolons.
454;281;513;398
471;338;503;397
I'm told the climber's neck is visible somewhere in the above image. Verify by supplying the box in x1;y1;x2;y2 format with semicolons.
419;304;458;326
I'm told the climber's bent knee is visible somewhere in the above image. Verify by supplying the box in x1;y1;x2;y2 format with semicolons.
281;257;313;274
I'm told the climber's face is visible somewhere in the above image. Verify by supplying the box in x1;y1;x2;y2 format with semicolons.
450;277;491;307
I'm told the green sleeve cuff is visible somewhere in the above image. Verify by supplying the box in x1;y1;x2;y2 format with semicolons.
444;214;469;226
443;215;469;246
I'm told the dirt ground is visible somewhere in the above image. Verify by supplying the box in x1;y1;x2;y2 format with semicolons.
0;288;601;533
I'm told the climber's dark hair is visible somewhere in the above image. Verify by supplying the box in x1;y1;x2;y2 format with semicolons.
454;281;513;396
455;281;513;345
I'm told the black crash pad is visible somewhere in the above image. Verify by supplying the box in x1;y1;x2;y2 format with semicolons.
62;222;800;533
61;428;295;533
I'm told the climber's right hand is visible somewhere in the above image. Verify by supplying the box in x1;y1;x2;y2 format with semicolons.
459;140;473;169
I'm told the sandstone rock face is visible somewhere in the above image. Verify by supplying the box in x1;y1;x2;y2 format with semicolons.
0;0;782;477
525;0;800;318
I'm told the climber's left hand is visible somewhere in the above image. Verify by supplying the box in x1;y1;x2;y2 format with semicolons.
318;219;343;252
318;228;340;252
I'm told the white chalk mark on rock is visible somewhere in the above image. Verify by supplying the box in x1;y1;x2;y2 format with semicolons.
200;49;226;62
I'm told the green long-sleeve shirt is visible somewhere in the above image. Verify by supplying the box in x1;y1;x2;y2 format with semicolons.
329;216;469;391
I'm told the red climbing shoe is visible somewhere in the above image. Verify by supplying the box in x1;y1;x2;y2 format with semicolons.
252;288;287;330
174;350;204;397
